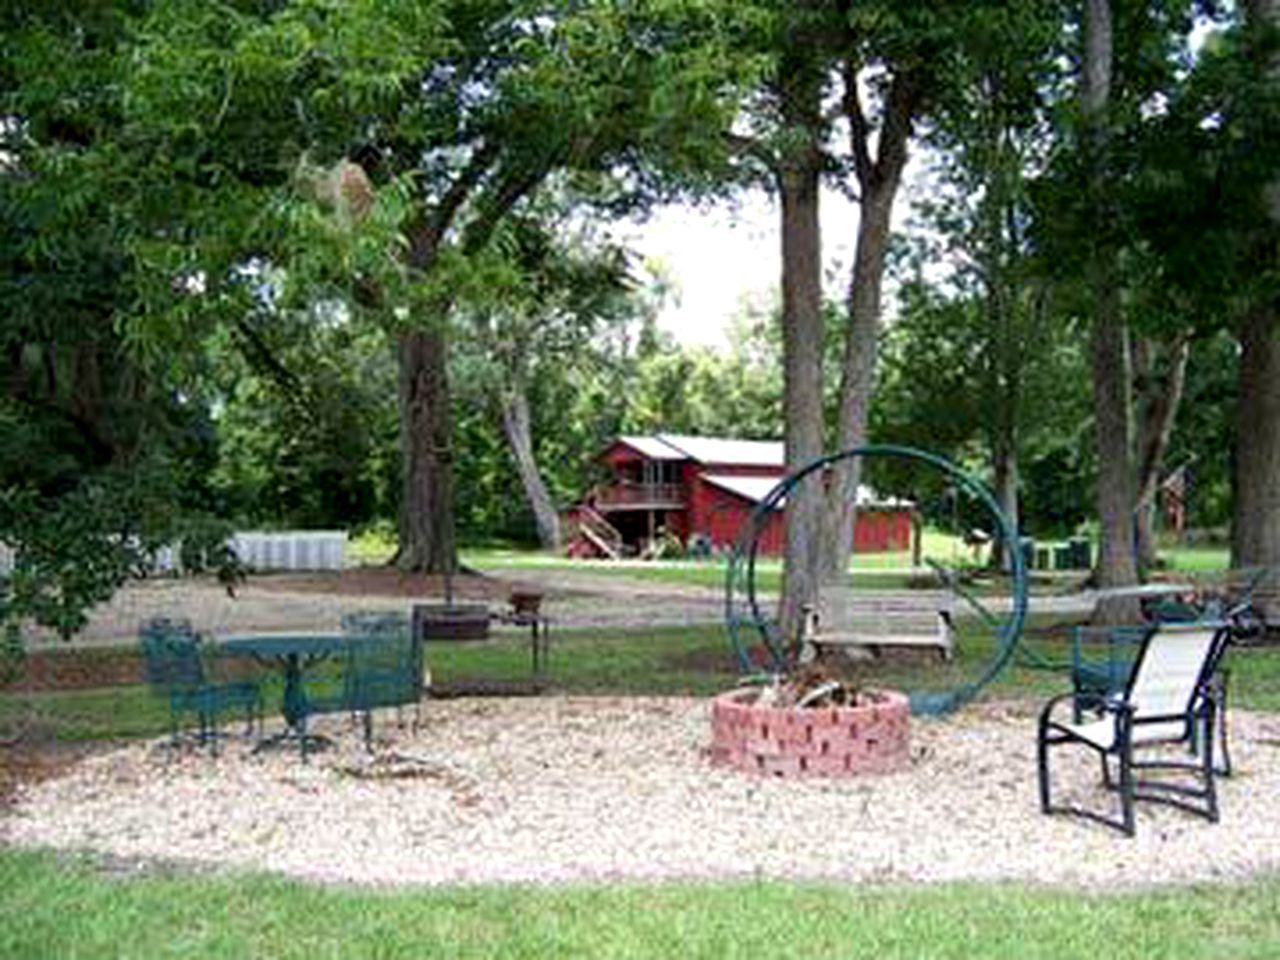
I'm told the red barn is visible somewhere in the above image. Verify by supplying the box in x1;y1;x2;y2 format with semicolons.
564;434;915;559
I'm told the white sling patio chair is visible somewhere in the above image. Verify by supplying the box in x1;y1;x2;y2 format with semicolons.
1037;622;1231;836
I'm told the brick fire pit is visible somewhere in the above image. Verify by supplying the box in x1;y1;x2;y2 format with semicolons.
710;687;910;778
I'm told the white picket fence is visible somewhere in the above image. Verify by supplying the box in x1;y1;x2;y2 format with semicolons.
0;530;347;576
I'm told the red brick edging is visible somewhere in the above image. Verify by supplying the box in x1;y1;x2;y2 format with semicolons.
709;687;910;778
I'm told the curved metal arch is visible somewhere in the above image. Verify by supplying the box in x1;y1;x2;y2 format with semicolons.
724;444;1029;716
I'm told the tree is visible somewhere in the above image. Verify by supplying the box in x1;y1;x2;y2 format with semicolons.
898;1;1069;560
458;210;636;549
821;5;937;578
0;0;237;641
123;0;749;574
1078;0;1144;618
1117;6;1280;571
1034;0;1206;613
773;5;832;640
1232;0;1280;573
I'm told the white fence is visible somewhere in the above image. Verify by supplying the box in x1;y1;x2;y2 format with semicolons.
229;531;347;572
0;530;347;576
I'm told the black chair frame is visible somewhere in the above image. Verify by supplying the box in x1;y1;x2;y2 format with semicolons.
1037;624;1231;837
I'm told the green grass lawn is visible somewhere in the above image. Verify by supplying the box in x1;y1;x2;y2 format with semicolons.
462;540;1234;595
2;848;1279;960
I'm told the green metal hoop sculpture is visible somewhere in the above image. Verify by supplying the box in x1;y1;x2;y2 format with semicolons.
725;444;1028;716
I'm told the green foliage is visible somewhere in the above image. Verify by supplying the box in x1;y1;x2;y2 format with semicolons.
0;1;252;641
623;312;782;439
0;467;242;642
206;311;397;529
1124;20;1280;338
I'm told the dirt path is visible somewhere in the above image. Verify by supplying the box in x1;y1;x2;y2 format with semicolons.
25;566;726;649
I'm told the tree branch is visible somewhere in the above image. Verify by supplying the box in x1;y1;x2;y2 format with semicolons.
407;140;501;271
877;71;919;186
230;314;304;401
842;59;874;188
461;160;550;257
723;131;776;171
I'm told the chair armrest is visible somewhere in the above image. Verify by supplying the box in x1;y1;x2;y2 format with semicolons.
1039;689;1130;727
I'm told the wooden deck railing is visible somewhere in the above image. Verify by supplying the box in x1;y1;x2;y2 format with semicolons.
593;481;683;508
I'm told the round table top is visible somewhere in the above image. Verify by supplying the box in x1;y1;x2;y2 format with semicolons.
218;633;353;658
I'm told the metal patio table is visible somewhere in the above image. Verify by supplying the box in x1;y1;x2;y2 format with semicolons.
219;633;353;751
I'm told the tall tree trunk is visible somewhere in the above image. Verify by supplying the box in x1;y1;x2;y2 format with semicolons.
822;67;918;578
1233;306;1280;568
1233;0;1280;591
1133;336;1189;573
1090;287;1139;597
777;53;826;648
1082;0;1140;622
991;437;1020;570
396;327;457;574
499;380;562;550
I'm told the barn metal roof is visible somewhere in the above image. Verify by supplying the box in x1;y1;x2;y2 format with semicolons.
614;435;687;461
654;434;785;467
612;434;785;466
702;474;913;509
700;474;785;505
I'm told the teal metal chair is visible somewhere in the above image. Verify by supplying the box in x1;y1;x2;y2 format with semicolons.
1069;624;1152;712
341;611;424;709
297;613;420;757
139;618;262;755
343;631;420;751
1071;616;1235;776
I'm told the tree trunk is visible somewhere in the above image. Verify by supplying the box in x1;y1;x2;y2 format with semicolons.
1233;0;1280;584
499;380;562;550
822;68;917;578
991;438;1019;570
1082;0;1140;622
777;59;826;648
1133;336;1189;573
1232;305;1280;568
1090;286;1140;597
396;327;457;574
822;188;893;577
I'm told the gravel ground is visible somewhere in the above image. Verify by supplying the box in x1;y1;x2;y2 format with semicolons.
27;568;727;649
5;697;1280;890
28;565;1110;650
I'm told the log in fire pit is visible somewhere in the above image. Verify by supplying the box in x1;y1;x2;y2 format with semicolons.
710;674;909;778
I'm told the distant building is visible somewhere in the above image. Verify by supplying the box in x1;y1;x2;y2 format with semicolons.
564;434;914;559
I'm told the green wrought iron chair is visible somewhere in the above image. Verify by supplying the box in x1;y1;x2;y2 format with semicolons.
294;613;420;757
1069;624;1152;715
342;630;420;752
1038;622;1232;836
340;609;425;712
139;618;262;755
301;630;417;755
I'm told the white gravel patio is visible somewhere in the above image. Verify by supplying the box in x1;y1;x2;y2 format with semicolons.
5;696;1280;890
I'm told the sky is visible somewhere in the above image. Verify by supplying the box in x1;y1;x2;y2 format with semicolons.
622;187;863;350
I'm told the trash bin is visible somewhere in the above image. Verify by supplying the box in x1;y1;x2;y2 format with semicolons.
1035;547;1051;571
1053;545;1072;570
1019;537;1036;571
